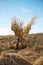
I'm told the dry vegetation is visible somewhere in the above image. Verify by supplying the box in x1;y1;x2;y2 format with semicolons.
11;16;35;39
0;17;43;65
0;34;43;65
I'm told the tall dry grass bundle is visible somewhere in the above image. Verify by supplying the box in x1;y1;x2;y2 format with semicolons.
11;18;24;39
24;16;36;33
11;16;36;39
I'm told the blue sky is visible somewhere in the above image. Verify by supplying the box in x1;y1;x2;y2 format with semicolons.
0;0;43;35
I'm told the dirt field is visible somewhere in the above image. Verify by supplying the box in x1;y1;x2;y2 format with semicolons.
0;33;43;65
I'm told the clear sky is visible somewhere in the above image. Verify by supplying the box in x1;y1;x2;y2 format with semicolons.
0;0;43;35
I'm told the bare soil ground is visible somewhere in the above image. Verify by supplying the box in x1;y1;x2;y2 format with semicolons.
0;33;43;65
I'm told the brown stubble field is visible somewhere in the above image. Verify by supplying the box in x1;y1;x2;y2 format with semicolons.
0;33;43;65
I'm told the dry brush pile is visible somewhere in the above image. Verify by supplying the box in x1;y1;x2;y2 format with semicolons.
11;16;36;49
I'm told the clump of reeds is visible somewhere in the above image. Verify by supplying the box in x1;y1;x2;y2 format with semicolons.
11;16;36;39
